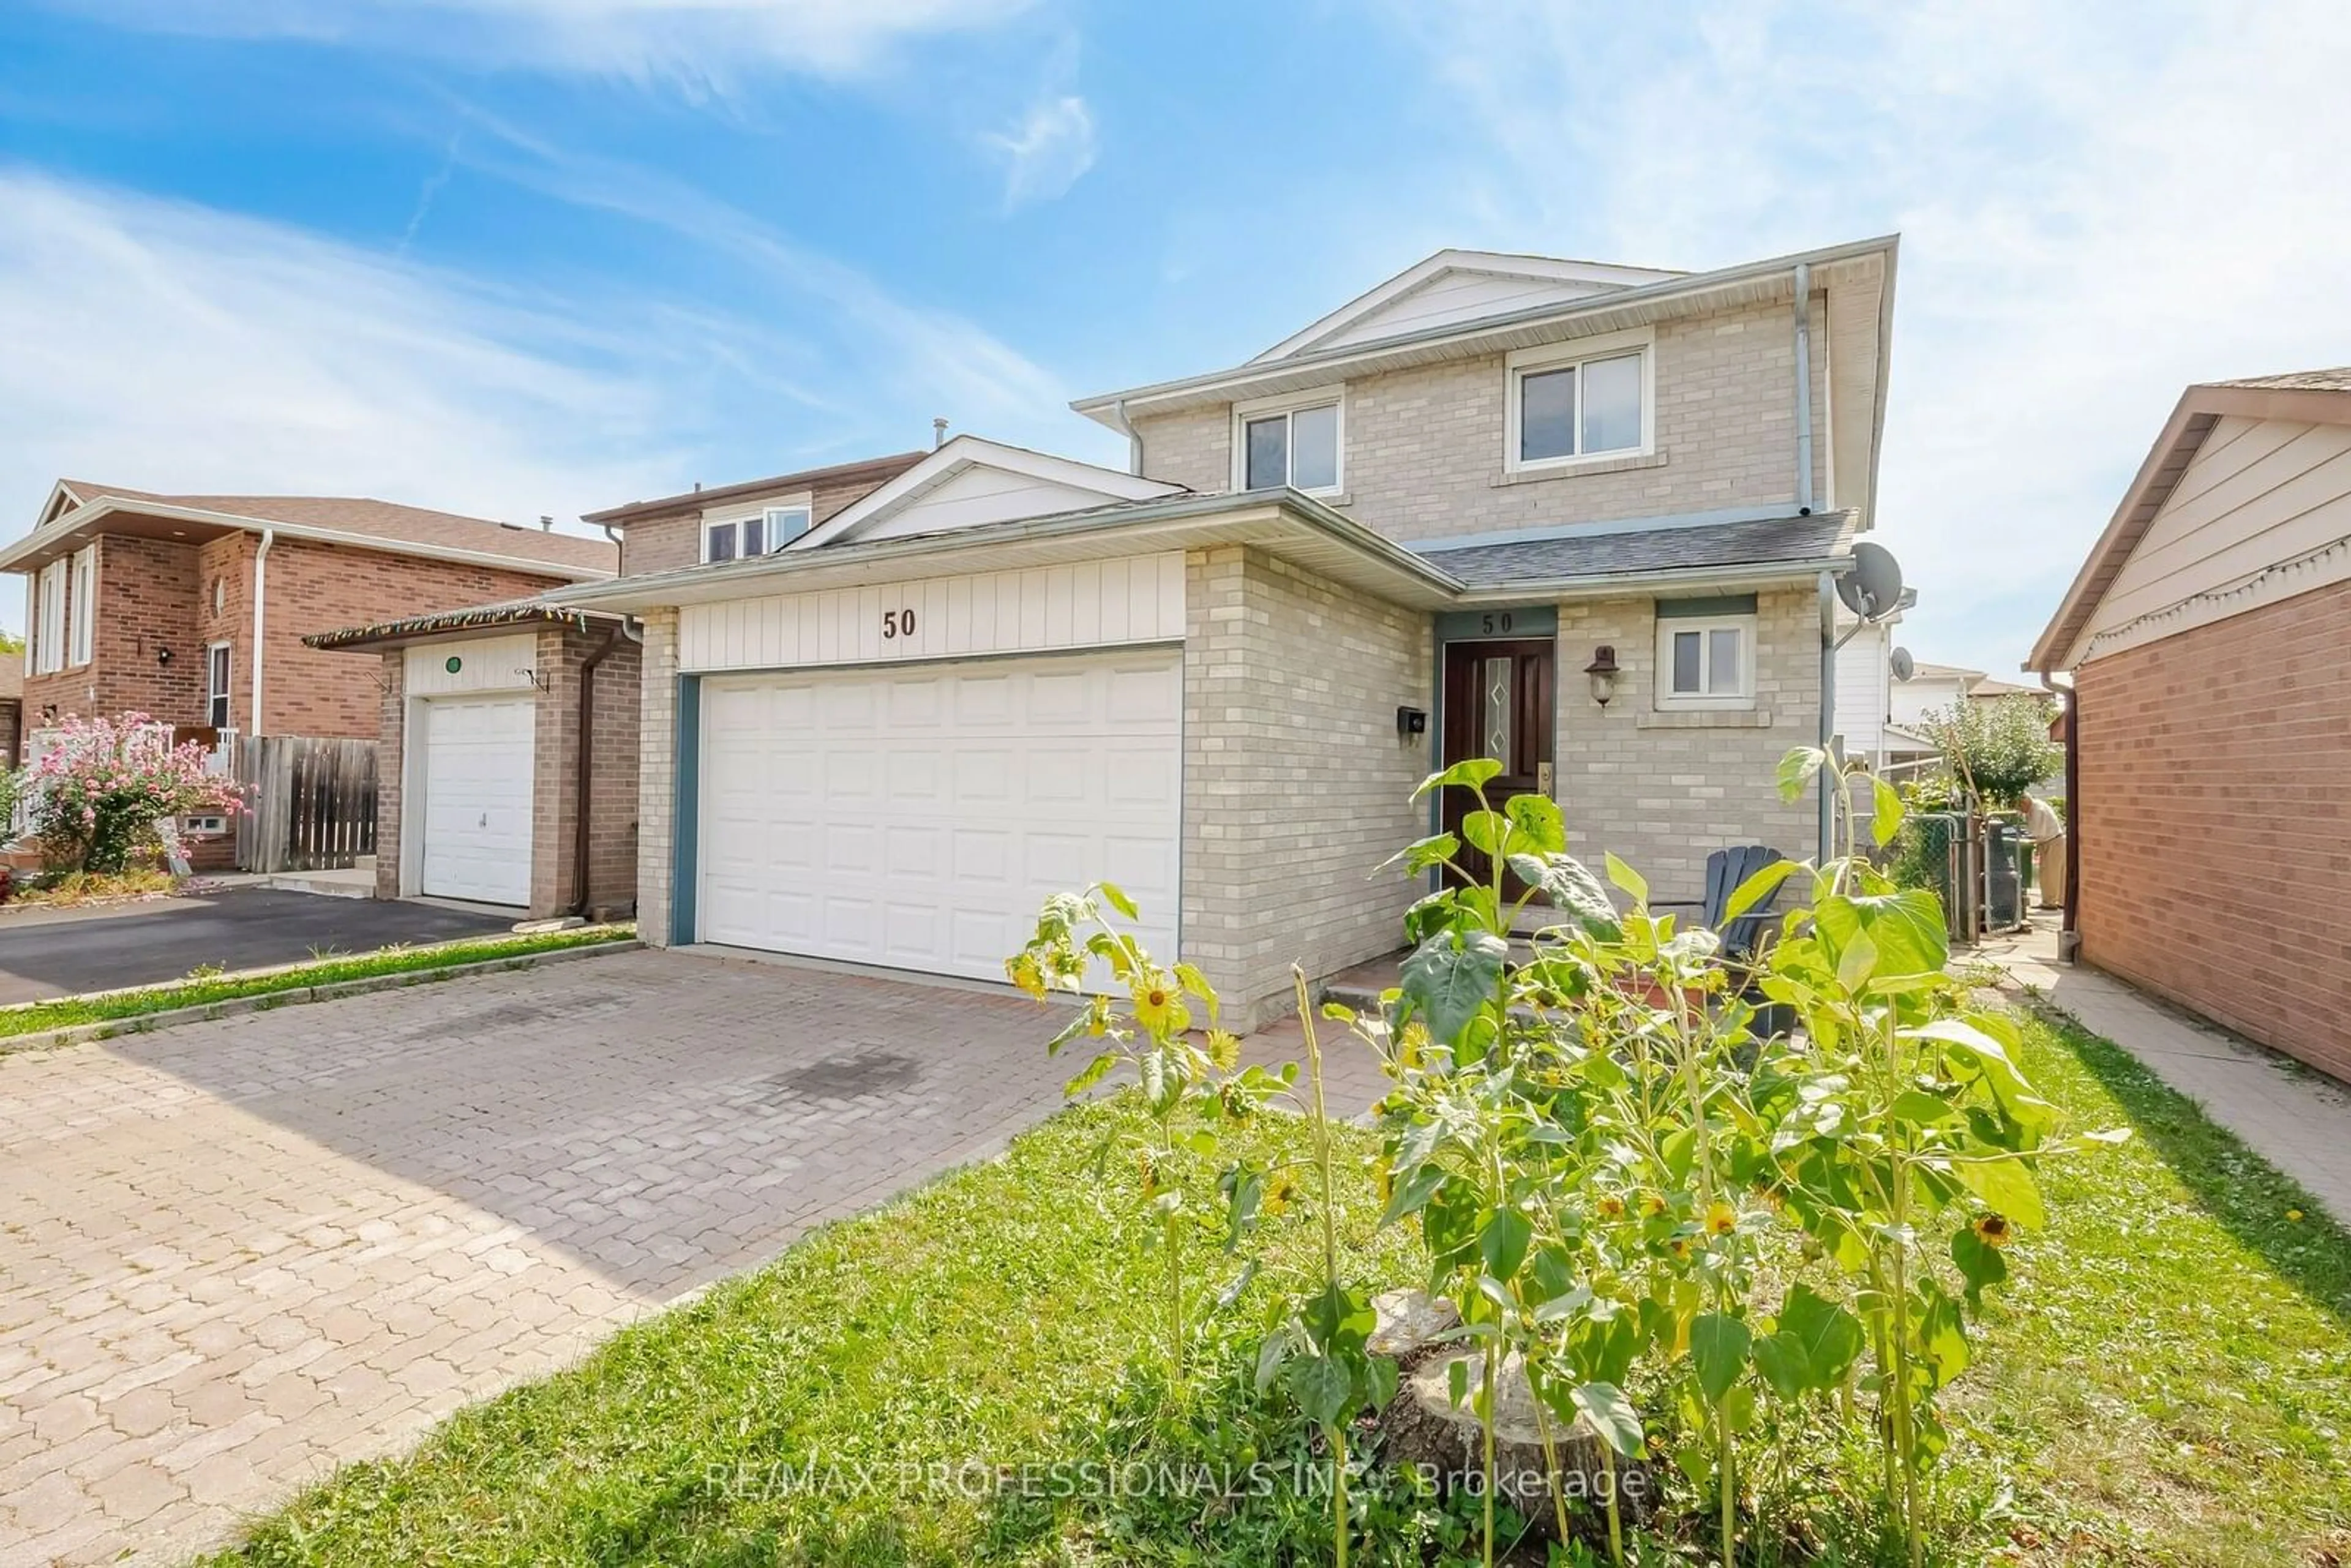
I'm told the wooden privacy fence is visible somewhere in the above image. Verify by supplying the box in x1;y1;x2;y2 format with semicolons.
234;737;379;873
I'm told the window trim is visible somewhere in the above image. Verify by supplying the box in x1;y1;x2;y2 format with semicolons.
703;492;815;563
35;561;67;675
1231;384;1346;496
1504;327;1657;476
1654;613;1757;711
762;503;814;549
206;641;233;730
67;545;96;668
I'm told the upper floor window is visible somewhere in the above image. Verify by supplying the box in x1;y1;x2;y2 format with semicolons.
1505;330;1654;473
68;546;96;668
704;497;813;563
1655;602;1756;710
34;560;66;675
1234;388;1343;494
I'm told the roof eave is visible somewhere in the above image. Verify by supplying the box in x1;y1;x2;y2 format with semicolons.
0;498;615;581
1073;233;1900;423
1454;556;1853;605
302;604;631;652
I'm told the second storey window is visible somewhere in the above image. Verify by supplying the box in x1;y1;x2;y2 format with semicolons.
705;500;814;563
68;546;96;667
1235;389;1342;493
1506;331;1654;472
34;560;66;675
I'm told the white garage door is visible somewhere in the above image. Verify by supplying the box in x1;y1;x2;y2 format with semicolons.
419;697;534;906
697;648;1181;980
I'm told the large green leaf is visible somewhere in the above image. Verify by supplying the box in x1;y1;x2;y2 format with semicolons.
1870;775;1906;847
1097;880;1140;920
1722;856;1798;924
1917;1283;1971;1388
1814;888;1949;978
1460;809;1512;858
1777;745;1828;803
1750;1332;1810;1401
1950;1224;2010;1310
1480;1207;1533;1283
1413;756;1504;801
1378;1161;1448;1227
1907;1016;2057;1129
1382;832;1462;876
1505;792;1566;855
1689;1312;1751;1404
1954;1153;2047;1230
1400;928;1509;1045
1776;1284;1864;1389
1504;852;1622;940
1570;1381;1645;1459
1286;1353;1355;1428
1603;852;1649;906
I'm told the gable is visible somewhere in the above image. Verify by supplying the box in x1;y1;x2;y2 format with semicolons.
1251;250;1683;365
799;436;1183;549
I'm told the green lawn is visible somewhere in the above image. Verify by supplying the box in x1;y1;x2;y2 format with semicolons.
0;925;634;1043
208;1011;2350;1567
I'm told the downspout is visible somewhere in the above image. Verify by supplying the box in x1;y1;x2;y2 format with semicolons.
1792;262;1816;514
2040;669;2080;961
1818;570;1837;861
1105;397;1146;477
249;528;275;736
570;616;643;917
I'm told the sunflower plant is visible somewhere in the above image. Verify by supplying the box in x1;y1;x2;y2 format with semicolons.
1008;883;1262;1384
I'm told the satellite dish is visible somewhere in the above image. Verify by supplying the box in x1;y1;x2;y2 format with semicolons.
1889;647;1916;682
1837;541;1907;622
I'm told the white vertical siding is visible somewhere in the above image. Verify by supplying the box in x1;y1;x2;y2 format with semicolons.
677;552;1187;673
402;632;539;696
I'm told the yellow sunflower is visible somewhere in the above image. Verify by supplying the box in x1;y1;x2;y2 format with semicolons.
1594;1193;1627;1221
1132;972;1186;1036
1972;1213;2013;1250
1007;953;1048;999
1638;1193;1668;1220
1704;1201;1738;1237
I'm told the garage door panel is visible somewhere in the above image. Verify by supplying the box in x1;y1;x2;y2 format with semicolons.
699;649;1181;981
419;696;533;907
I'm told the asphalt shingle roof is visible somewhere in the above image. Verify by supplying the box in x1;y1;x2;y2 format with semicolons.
2210;368;2351;392
1414;509;1859;587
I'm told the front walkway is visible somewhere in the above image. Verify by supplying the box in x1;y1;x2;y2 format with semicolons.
1981;918;2351;1223
0;950;1095;1566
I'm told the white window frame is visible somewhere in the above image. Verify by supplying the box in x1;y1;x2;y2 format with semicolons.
762;503;814;549
703;492;814;563
68;545;96;668
206;641;233;730
1231;385;1345;495
35;561;67;675
1504;326;1656;476
1654;613;1757;711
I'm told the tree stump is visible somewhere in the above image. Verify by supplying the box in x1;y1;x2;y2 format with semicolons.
1367;1291;1655;1534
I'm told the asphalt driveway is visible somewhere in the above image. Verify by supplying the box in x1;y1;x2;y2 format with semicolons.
0;887;513;1004
0;947;1089;1566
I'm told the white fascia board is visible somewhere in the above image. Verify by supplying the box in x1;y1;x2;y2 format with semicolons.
1249;250;1684;365
795;434;1182;550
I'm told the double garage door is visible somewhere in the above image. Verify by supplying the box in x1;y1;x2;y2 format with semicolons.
697;648;1180;980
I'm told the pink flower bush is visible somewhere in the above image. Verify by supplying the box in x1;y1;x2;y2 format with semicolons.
20;713;246;874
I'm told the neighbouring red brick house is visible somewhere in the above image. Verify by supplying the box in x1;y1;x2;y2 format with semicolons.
5;480;615;741
2028;370;2351;1084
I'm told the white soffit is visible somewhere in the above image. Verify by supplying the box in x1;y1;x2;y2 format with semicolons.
797;434;1182;549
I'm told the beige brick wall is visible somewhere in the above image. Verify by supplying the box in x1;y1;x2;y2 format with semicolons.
1181;545;1433;1027
1551;586;1823;902
1133;294;1831;544
372;651;405;901
634;608;680;947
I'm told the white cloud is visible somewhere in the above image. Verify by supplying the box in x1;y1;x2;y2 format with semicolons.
983;94;1097;211
1378;0;2351;675
49;0;1035;91
0;168;698;570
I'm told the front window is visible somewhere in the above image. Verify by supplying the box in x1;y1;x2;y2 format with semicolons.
35;561;66;674
706;500;814;563
1655;613;1755;708
1237;396;1341;493
68;546;96;667
763;505;813;549
1508;336;1651;470
208;643;232;730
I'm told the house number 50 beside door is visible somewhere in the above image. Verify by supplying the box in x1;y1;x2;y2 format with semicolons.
882;607;918;639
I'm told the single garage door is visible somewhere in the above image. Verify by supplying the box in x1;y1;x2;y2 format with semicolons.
419;696;534;906
697;648;1181;980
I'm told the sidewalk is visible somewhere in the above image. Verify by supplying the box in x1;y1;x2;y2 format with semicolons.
1980;917;2351;1225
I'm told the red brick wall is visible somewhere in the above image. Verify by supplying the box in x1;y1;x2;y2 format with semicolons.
26;531;582;740
2074;578;2351;1081
23;537;203;726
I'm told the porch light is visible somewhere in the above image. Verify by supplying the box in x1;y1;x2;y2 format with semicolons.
1584;645;1621;707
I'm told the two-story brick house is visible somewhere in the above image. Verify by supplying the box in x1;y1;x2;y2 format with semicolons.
302;452;924;918
6;482;615;741
550;235;1899;1026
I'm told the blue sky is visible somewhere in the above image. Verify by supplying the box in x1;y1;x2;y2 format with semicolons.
4;1;2347;675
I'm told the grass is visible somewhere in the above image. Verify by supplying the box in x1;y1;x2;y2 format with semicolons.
0;925;635;1043
204;1011;2350;1567
2;866;180;907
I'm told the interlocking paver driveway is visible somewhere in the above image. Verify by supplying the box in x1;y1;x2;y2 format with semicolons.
0;949;1087;1567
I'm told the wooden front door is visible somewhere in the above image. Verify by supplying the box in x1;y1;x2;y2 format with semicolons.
1440;639;1556;892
